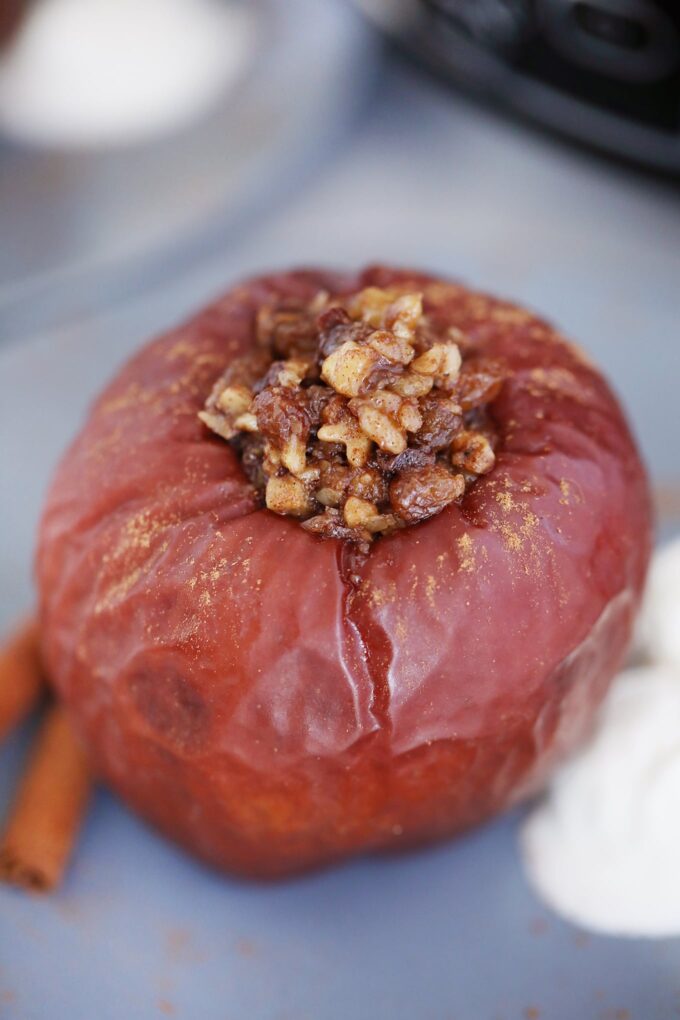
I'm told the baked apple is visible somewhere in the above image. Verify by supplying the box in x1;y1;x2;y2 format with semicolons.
36;266;652;878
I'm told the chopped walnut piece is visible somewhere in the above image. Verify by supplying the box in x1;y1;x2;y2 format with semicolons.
398;399;423;434
350;403;404;454
320;341;385;398
280;435;307;476
411;342;462;387
200;380;256;441
201;283;503;543
349;391;421;455
317;399;372;467
262;441;282;475
198;409;236;442
266;475;313;517
316;421;372;467
367;329;414;366
387;293;423;342
343;496;397;534
295;463;321;488
216;385;251;416
316;487;343;508
347;287;421;335
451;431;496;475
233;411;258;433
390;371;434;398
255;358;311;392
342;494;372;526
346;286;395;327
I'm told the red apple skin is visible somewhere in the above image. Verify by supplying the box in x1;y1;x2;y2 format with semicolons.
36;267;652;878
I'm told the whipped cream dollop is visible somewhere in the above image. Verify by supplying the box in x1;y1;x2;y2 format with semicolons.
637;536;680;673
520;537;680;937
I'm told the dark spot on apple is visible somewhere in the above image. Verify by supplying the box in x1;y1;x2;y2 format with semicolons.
127;663;209;753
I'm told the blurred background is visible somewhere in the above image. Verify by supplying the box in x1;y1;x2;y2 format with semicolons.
1;4;680;1016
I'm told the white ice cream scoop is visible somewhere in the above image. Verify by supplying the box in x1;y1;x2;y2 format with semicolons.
637;536;680;672
521;660;680;937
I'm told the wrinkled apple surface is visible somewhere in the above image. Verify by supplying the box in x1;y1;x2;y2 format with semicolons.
37;267;652;877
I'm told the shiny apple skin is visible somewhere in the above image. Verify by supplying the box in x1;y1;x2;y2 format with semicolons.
36;267;652;878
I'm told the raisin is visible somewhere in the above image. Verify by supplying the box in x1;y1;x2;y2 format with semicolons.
304;385;334;429
302;508;370;545
253;386;311;446
235;433;266;490
389;465;464;524
321;394;351;426
455;359;504;412
253;360;290;393
413;392;463;452
317;307;373;361
362;361;402;394
308;438;345;463
218;351;271;391
376;448;435;474
348;467;389;506
318;461;353;500
262;307;319;359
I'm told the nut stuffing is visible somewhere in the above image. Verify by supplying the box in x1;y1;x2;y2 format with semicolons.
200;286;503;543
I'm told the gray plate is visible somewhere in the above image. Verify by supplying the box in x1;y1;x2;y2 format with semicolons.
1;735;678;1020
1;249;679;1020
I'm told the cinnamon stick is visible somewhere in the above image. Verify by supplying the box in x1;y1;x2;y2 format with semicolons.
0;617;45;744
0;704;92;891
